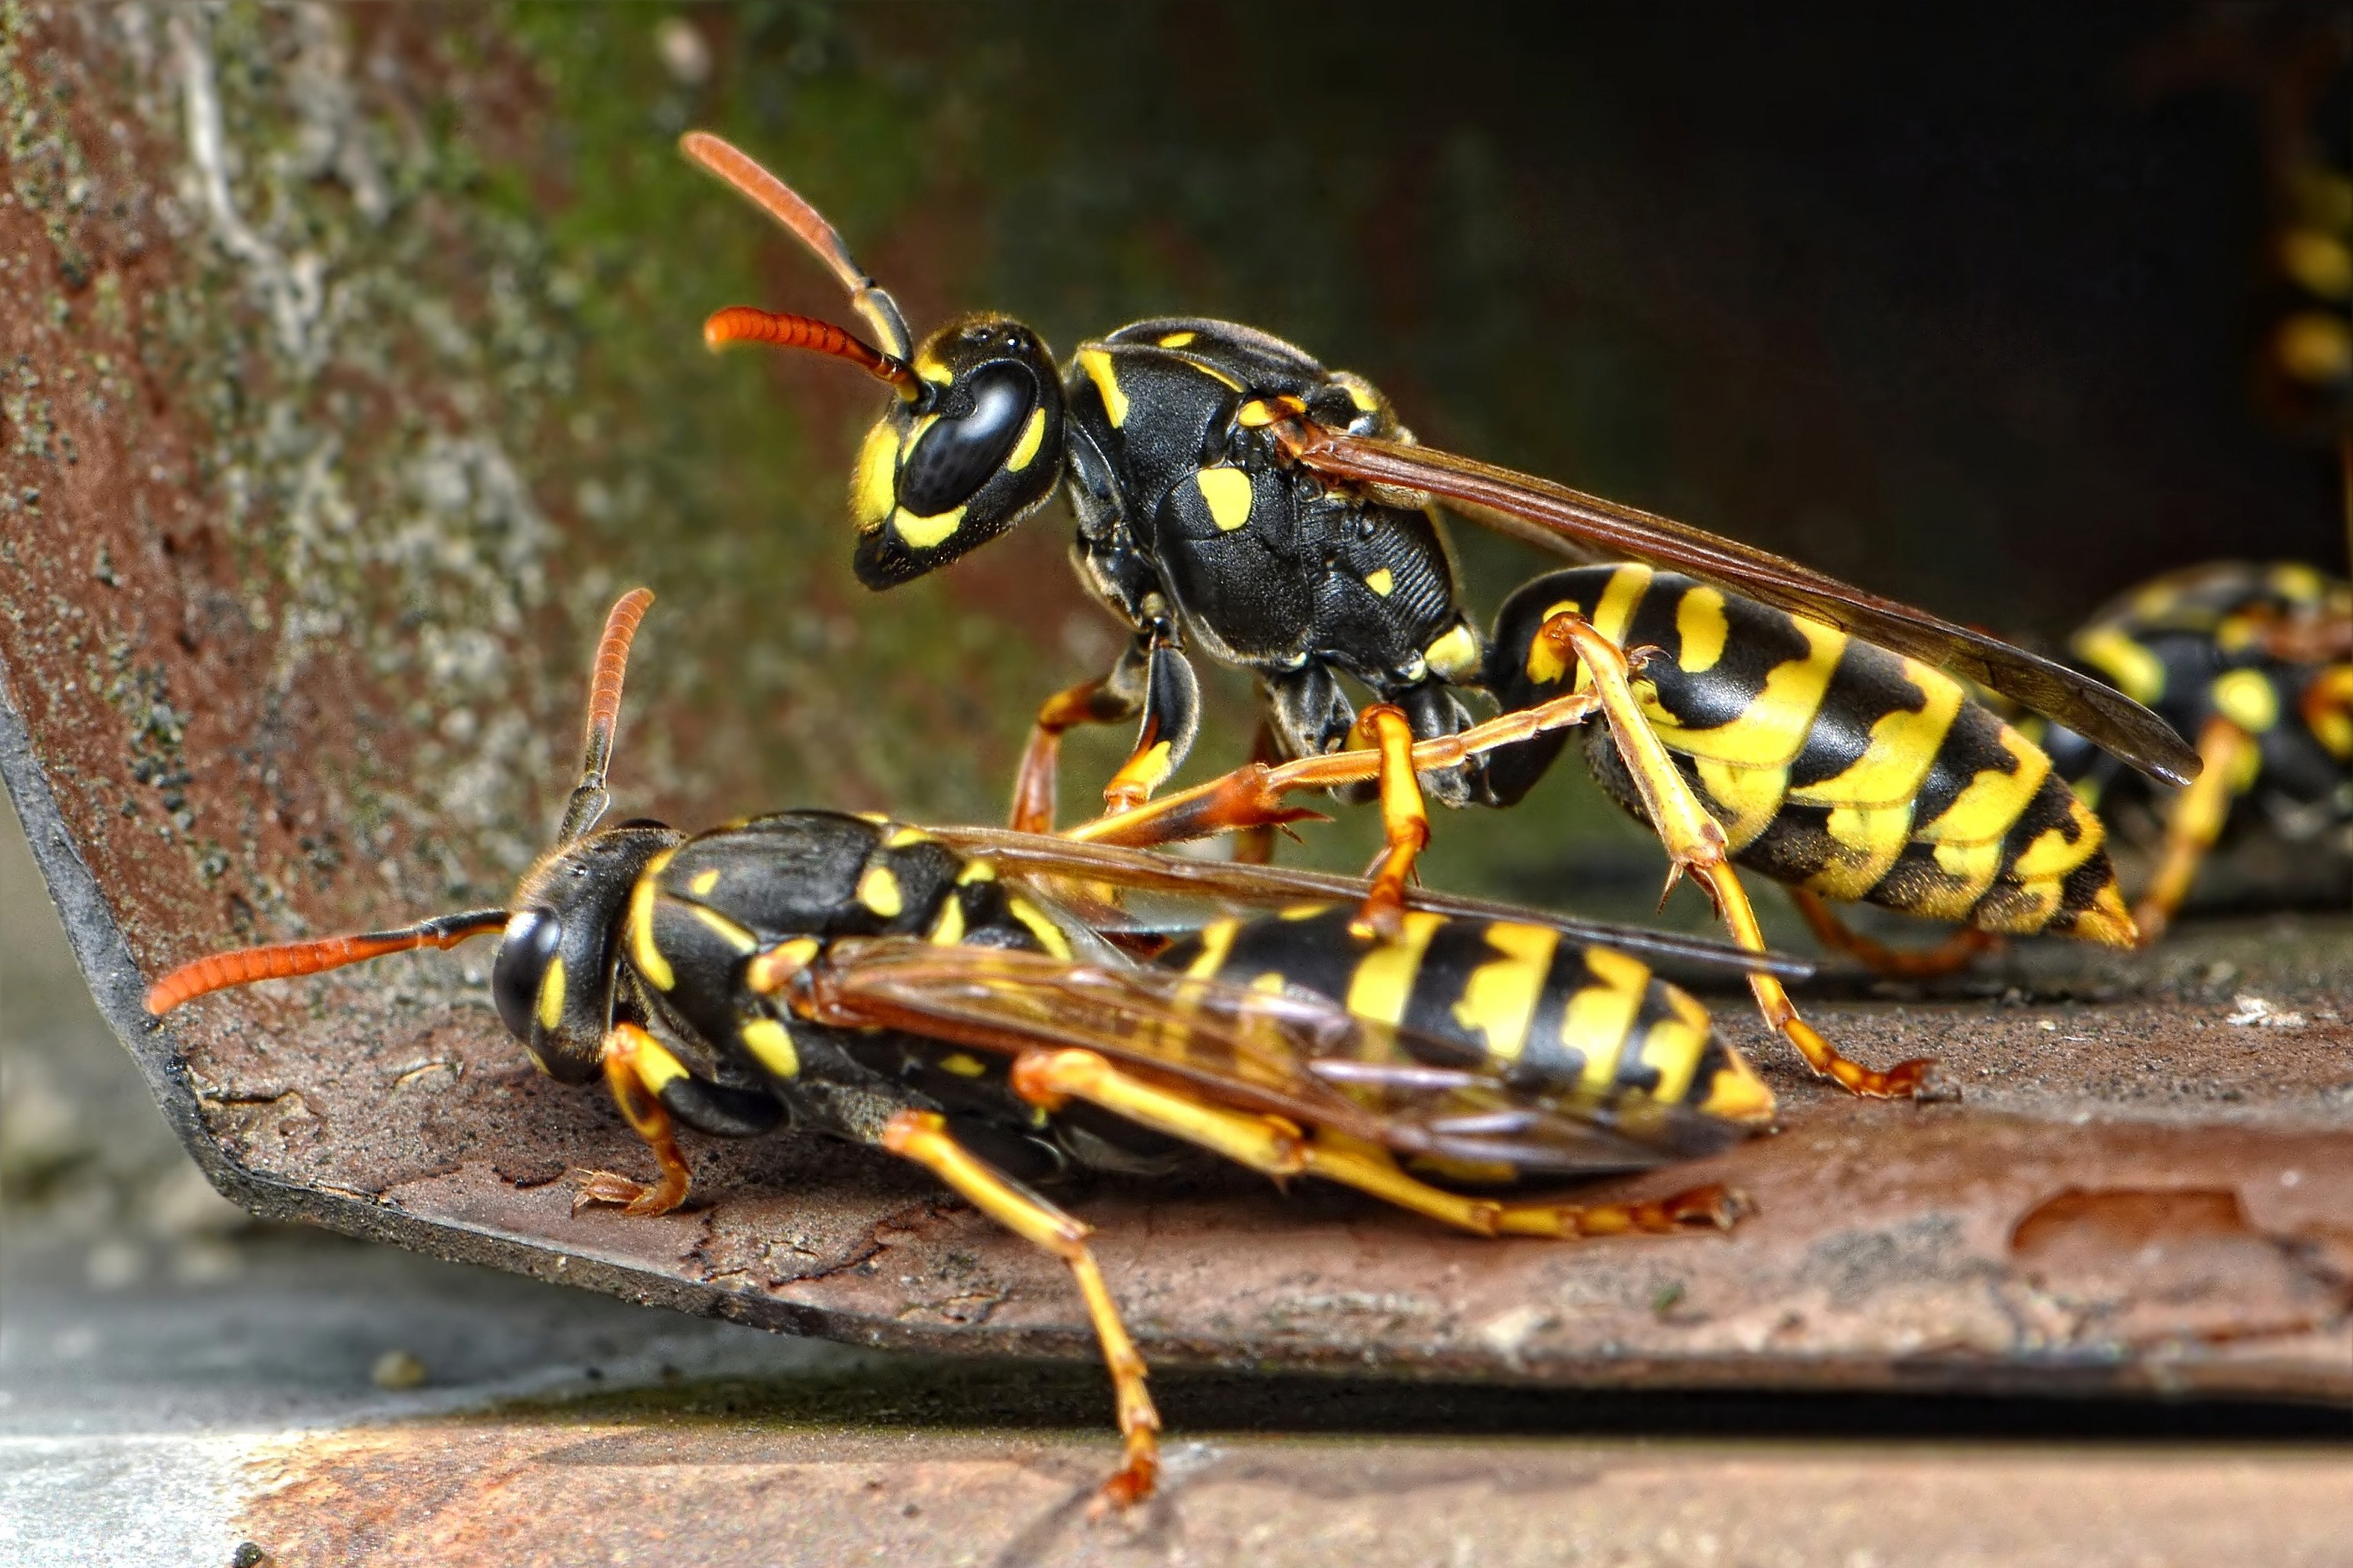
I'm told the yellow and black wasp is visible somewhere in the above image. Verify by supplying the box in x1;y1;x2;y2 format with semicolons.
2033;560;2352;943
678;133;2195;1100
146;589;1792;1508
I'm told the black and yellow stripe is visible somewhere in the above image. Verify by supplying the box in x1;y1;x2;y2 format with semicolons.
1488;566;2135;945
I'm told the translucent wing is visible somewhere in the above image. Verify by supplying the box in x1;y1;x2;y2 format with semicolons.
804;938;1748;1173
925;826;1814;982
1283;426;2200;787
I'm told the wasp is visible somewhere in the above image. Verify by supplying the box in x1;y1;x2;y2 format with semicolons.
147;589;1796;1508
678;133;2194;1100
2028;561;2352;944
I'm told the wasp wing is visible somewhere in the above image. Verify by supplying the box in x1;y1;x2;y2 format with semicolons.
925;826;1814;982
1286;427;2199;788
809;938;1745;1172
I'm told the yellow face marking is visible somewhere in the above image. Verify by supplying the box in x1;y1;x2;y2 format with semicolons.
1448;922;1559;1063
740;1018;801;1079
1563;946;1649;1094
927;896;965;946
1522;597;1583;686
956;858;998;884
536;955;566;1033
852;421;899;528
1343;911;1444;1027
634;1036;689;1094
1662;615;1845;768
1194;466;1254;532
1424;624;1481;681
1674;587;1730;675
628;877;675;991
891;503;965;550
857;864;905;920
690;904;760;954
1078;347;1128;427
940;1051;988;1078
1185;920;1240;978
1916;729;2050;846
1363;568;1395;597
1787;664;1964;811
1004;405;1048;474
746;937;822;996
2072;626;2164;706
885;825;935;848
1157;329;1197;349
689;868;721;896
2210;669;2279;734
1632;985;1711;1106
1008;897;1073;959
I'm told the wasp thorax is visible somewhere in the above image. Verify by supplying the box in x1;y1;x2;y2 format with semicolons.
852;313;1066;590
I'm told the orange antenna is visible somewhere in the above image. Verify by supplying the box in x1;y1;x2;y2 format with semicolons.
559;587;655;844
679;130;915;361
145;909;509;1014
703;305;920;399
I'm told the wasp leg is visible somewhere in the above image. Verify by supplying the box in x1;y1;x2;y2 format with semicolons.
1535;614;1941;1101
2134;714;2257;947
1229;720;1284;866
1011;1049;1745;1239
1348;704;1430;942
573;1022;695;1218
1787;887;1999;978
881;1109;1160;1512
1101;641;1202;816
1069;688;1600;851
1011;673;1141;835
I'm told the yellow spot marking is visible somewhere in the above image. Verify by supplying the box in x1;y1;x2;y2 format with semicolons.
1008;898;1072;959
1633;986;1711;1105
1675;587;1730;673
1563;946;1648;1094
2271;562;2324;602
915;350;954;387
536;956;566;1033
885;826;935;848
1157;329;1197;349
746;938;821;996
955;858;998;884
857;864;905;919
1662;615;1844;768
1916;729;2050;846
1078;347;1127;427
1448;922;1559;1063
740;1018;801;1079
1004;405;1047;474
2010;823;2093;882
1278;903;1329;920
1424;623;1481;681
854;812;891;824
1339;375;1381;414
1788;664;1964;811
1364;568;1395;597
928;896;965;946
690;904;760;954
891;503;965;550
689;868;720;896
1690;758;1788;851
940;1051;988;1077
852;422;899;528
1195;466;1254;532
1250;971;1289;995
634;1036;689;1094
2072;626;2164;706
1522;598;1582;686
1343;911;1443;1027
628;877;675;991
2210;669;2279;734
1234;394;1304;430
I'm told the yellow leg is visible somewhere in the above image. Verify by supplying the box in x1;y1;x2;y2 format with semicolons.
2134;715;2255;947
574;1022;695;1217
1348;704;1430;941
1787;887;1999;978
1010;1049;1747;1238
881;1109;1160;1512
1537;614;1941;1101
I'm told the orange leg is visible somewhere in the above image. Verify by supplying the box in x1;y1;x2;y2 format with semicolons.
1788;887;2000;978
882;1109;1160;1512
573;1022;695;1218
1347;704;1430;940
1010;677;1137;835
1229;721;1283;866
2133;715;2256;947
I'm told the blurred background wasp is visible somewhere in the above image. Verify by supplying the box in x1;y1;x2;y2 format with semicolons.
679;132;2195;1102
145;588;1795;1508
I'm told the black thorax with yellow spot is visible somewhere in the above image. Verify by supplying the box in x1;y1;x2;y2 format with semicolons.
1485;567;2134;942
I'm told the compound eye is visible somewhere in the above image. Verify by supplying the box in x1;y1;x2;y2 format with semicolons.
897;363;1037;517
492;909;563;1040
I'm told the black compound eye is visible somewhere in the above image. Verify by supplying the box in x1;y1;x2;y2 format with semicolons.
898;364;1037;517
492;909;563;1040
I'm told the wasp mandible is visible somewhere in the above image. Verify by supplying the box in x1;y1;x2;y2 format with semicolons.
147;590;1794;1508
